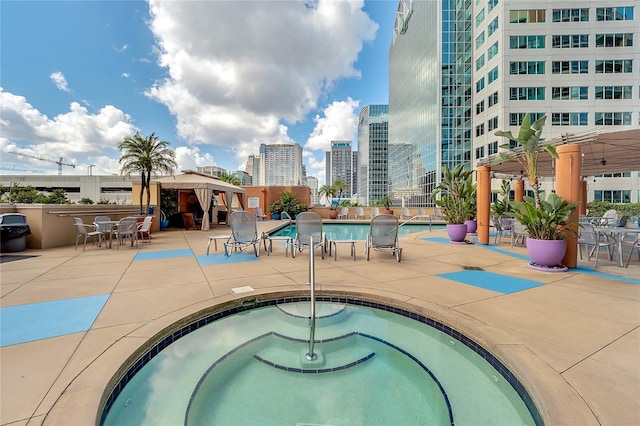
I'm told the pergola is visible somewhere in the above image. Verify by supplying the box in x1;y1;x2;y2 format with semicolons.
475;128;640;268
154;170;246;231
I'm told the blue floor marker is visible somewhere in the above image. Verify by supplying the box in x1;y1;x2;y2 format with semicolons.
134;249;193;261
437;270;544;294
196;252;260;266
0;294;110;347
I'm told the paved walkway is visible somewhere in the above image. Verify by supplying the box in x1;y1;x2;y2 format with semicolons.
1;224;638;425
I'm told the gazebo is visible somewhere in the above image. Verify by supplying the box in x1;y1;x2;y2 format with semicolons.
154;170;246;231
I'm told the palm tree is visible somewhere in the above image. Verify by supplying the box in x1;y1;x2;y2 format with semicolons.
119;132;177;214
333;179;348;206
219;172;241;186
493;113;557;209
318;184;336;208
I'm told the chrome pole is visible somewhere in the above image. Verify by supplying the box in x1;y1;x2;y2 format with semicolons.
306;236;317;361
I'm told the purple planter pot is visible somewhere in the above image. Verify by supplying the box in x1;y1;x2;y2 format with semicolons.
446;223;468;242
526;238;566;267
465;219;477;234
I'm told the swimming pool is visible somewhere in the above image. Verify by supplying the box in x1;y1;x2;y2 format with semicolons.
101;297;540;425
270;223;442;240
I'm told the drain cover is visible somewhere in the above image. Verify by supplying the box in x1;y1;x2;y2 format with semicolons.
462;266;484;271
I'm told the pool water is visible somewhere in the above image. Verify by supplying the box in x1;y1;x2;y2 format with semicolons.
102;301;537;425
270;223;442;240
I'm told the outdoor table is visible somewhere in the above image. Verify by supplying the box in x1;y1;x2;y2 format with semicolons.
264;235;292;257
207;235;231;255
329;239;357;261
596;227;640;267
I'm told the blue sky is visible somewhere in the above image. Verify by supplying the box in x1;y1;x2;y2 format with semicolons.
1;0;397;184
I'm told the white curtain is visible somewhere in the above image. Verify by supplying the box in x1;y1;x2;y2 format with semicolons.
194;188;212;231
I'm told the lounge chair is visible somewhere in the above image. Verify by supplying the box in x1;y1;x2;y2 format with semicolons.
337;207;350;219
224;211;260;257
254;207;267;221
365;214;402;262
400;207;412;220
291;212;325;259
417;208;427;217
354;207;365;219
370;207;380;219
74;218;104;251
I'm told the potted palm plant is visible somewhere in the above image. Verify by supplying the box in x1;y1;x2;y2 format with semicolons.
379;195;394;215
430;164;473;242
493;113;578;269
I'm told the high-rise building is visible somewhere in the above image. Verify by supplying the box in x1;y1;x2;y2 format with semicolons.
388;0;639;204
327;141;354;197
304;175;319;205
245;154;260;186
388;0;473;207
259;143;303;186
197;166;227;178
357;104;389;206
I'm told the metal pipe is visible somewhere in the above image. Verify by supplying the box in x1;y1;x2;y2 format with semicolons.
306;235;317;361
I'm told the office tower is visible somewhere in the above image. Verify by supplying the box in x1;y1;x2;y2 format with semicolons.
259;143;303;186
304;175;319;205
328;141;354;197
245;154;260;186
357;104;389;206
197;166;227;178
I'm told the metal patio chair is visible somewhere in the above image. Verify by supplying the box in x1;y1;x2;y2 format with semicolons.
113;217;139;249
73;218;103;251
224;211;260;257
365;214;402;262
291;212;325;259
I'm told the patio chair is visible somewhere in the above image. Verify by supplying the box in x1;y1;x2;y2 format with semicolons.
417;208;427;217
400;207;412;220
370;207;380;219
577;222;615;267
94;215;113;247
624;236;640;267
254;207;267;221
354;207;365;219
224;211;260;257
365;214;402;262
491;215;511;244
113;217;139;250
337;207;350;219
432;207;444;221
73;218;103;251
137;215;153;244
510;220;528;247
291;212;325;259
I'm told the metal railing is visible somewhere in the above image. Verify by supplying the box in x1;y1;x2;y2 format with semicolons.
305;235;317;361
399;214;433;231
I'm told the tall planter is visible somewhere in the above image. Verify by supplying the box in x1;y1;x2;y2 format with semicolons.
526;238;567;271
446;224;468;243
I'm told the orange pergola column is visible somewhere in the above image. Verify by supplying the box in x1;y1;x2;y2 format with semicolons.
477;166;491;245
514;179;524;202
555;144;582;269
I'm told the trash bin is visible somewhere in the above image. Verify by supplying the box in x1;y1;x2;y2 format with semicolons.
217;210;228;224
0;213;31;253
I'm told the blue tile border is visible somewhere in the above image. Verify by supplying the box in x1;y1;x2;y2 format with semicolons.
100;296;542;426
437;270;545;294
134;249;193;261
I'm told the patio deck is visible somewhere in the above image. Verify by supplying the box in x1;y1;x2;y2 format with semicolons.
1;223;638;425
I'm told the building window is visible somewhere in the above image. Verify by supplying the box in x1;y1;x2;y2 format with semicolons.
509;9;545;23
487;116;498;131
510;35;545;49
551;113;588;126
552;34;589;48
476;54;485;71
488;17;499;37
510;61;545;74
595;86;633;100
596;7;634;21
476;77;485;93
552;86;588;100
595;33;634;47
510;87;545;100
594;190;631;203
595;59;633;73
510;113;545;125
476;8;485;27
595;112;632;125
476;100;485;114
488;91;498;107
596;172;632;178
475;123;485;136
488;141;498;155
487;66;498;84
487;41;499;60
476;31;485;49
551;60;588;74
475;146;485;160
552;8;589;22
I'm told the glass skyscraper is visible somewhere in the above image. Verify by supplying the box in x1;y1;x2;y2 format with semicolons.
357;104;389;205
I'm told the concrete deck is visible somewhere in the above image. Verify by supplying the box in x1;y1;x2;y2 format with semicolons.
1;223;638;425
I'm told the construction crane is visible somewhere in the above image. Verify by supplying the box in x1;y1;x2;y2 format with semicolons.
6;151;76;175
0;165;44;173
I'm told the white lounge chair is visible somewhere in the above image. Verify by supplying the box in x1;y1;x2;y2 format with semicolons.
365;214;402;262
254;207;267;221
400;207;412;220
337;207;350;219
370;207;380;219
354;207;365;219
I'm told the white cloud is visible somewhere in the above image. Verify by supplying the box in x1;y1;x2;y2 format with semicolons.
174;146;216;173
121;72;131;79
50;71;72;93
145;0;377;164
114;44;129;53
305;98;360;152
0;88;136;174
